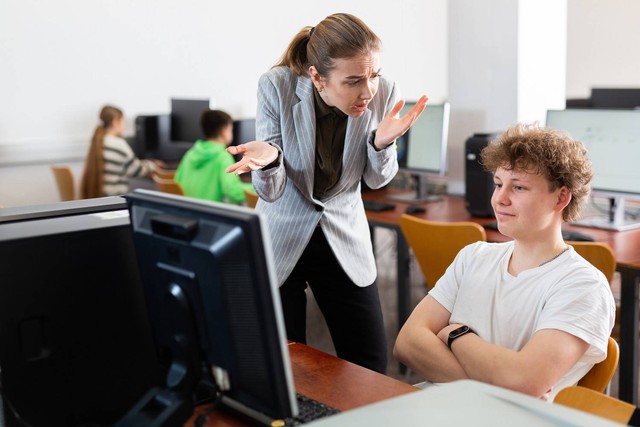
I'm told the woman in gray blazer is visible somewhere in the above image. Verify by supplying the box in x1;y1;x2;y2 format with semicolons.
228;13;427;374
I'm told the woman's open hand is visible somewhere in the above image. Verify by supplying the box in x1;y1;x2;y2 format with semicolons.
374;94;428;150
226;141;279;175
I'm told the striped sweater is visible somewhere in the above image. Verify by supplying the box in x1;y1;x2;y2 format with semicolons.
102;135;154;196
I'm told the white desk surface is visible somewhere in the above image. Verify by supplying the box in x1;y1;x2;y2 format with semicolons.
309;380;624;426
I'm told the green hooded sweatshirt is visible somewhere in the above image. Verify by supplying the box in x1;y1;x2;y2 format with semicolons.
174;140;254;204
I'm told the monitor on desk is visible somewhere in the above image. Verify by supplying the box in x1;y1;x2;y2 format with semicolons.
389;102;450;203
170;98;211;143
0;197;162;427
120;189;297;426
546;108;640;231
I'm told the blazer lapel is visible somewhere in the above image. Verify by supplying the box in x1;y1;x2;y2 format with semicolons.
291;76;316;197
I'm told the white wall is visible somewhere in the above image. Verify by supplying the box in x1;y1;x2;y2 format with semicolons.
566;0;640;98
1;1;639;208
0;0;447;161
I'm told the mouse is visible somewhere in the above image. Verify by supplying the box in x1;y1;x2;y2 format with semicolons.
405;206;426;214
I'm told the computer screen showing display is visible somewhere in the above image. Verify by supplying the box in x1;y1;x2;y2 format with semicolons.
121;189;297;426
390;102;450;203
170;98;211;143
0;197;162;426
546;108;640;231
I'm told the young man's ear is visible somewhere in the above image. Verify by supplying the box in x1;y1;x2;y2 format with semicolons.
556;187;572;211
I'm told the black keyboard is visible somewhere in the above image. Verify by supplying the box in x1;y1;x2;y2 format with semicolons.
363;200;396;212
483;222;595;242
284;393;341;426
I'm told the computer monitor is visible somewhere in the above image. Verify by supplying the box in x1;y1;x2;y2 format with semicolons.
0;197;162;426
170;98;211;143
590;88;640;110
120;189;297;426
546;108;640;231
388;102;450;203
230;118;257;162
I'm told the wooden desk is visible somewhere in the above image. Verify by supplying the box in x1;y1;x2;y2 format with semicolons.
362;188;640;404
188;343;418;426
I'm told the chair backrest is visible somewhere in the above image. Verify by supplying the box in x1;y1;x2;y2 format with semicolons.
569;241;619;341
50;165;75;201
244;188;259;208
577;336;619;393
399;214;487;289
568;241;616;283
152;174;183;196
154;168;176;180
554;385;636;425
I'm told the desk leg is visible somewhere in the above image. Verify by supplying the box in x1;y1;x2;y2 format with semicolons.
396;230;412;331
619;265;639;405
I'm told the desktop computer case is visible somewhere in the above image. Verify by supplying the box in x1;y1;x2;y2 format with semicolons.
464;133;496;218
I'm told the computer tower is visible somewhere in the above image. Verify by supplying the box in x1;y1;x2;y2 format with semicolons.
133;114;170;159
464;133;497;218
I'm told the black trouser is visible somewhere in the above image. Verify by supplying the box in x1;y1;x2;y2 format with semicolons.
279;227;387;374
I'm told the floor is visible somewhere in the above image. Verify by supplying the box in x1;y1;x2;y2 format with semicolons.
302;227;624;396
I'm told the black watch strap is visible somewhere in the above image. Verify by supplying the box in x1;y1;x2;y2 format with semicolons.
447;325;475;349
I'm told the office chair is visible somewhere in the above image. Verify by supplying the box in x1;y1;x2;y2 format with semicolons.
577;337;619;393
399;214;487;290
50;165;76;201
152;174;183;196
568;241;620;341
154;168;176;180
244;188;259;208
554;386;640;426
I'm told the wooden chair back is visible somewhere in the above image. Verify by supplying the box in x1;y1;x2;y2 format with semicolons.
577;337;619;393
554;385;636;425
154;168;176;180
152;174;183;195
399;214;487;289
569;241;619;341
50;165;76;201
244;188;259;208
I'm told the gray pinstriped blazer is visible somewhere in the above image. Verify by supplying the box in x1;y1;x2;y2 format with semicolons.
252;66;400;287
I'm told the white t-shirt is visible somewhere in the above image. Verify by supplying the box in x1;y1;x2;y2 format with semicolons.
429;241;616;399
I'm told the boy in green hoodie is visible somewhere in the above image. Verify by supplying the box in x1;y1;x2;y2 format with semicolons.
175;109;254;204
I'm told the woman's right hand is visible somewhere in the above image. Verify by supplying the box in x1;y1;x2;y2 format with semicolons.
226;141;279;175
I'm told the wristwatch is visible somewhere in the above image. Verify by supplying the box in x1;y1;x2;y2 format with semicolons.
447;325;475;348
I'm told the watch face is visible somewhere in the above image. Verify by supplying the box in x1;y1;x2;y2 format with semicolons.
449;325;470;339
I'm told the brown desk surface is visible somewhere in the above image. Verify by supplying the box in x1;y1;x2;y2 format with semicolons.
187;343;418;426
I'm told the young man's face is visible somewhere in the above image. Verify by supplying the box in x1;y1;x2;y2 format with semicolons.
491;166;568;240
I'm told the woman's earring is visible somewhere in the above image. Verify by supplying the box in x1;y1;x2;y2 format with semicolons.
317;86;324;93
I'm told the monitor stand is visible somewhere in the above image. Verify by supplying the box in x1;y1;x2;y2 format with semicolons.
572;196;640;232
386;174;443;203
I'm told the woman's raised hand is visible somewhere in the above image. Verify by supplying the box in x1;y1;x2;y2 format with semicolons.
374;95;428;150
226;141;279;175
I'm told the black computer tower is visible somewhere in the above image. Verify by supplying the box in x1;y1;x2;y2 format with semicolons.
464;133;497;218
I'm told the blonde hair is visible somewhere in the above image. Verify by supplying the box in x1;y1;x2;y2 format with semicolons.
274;13;381;77
80;105;123;199
480;123;593;223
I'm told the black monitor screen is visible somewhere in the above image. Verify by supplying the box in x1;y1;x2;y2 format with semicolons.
124;189;297;425
170;98;211;143
230;118;256;162
0;197;162;426
590;88;640;109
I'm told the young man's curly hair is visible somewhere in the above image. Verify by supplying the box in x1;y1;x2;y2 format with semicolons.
480;123;593;223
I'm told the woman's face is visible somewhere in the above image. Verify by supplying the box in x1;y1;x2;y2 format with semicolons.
310;52;381;118
110;115;126;136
